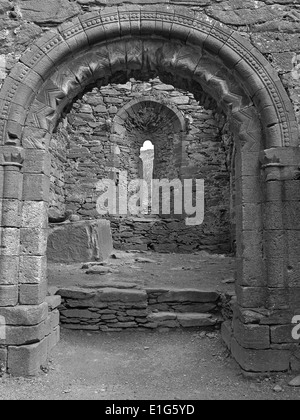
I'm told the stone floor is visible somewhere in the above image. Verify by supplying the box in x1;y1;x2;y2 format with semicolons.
48;250;235;294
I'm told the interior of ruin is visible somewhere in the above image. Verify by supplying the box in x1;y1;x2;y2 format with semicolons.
1;0;300;377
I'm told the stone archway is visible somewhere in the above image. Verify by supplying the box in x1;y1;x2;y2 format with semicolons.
0;5;300;375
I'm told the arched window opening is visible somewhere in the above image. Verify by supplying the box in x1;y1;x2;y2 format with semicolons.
140;140;154;215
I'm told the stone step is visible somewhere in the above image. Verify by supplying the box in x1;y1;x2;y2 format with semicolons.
148;311;219;329
146;288;220;303
146;288;220;314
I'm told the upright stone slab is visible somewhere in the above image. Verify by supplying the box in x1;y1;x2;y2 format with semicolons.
47;220;113;263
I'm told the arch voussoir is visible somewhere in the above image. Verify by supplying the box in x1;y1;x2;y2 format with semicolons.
58;17;89;53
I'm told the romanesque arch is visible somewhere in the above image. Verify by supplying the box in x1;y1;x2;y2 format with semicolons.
1;5;300;375
110;96;186;177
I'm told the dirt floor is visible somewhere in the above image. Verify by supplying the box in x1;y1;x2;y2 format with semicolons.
0;329;300;400
48;250;236;293
2;251;297;400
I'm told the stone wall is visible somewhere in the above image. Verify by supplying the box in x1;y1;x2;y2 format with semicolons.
48;78;232;252
110;216;231;253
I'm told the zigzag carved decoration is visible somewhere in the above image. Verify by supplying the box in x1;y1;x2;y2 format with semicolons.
0;5;297;148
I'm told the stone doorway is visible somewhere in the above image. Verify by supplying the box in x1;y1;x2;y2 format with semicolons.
0;5;300;376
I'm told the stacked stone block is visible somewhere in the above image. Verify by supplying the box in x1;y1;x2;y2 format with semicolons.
110;216;231;253
0;295;61;376
57;286;220;331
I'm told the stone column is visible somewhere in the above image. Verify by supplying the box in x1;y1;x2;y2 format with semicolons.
224;146;300;374
0;146;60;376
0;147;24;373
0;147;23;305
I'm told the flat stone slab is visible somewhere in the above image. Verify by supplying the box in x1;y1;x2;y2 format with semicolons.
79;281;141;290
157;289;219;303
0;303;48;326
95;288;147;303
61;309;100;319
85;266;113;275
57;287;96;300
147;312;217;328
288;375;300;387
177;313;217;328
47;220;113;263
148;312;177;322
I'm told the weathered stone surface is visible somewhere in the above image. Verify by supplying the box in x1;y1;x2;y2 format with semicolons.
50;310;60;329
45;295;61;311
177;313;217;328
157;290;219;303
270;325;295;344
66;324;100;330
48;326;60;353
126;309;148;317
0;322;47;346
57;288;96;300
0;285;18;307
0;256;19;285
0;303;48;326
231;338;290;372
19;282;47;305
23;174;50;202
0;345;7;367
19;0;80;24
61;309;100;319
47;220;113;263
0;228;20;256
109;322;137;328
95;288;147;303
148;312;177;322
22;201;48;229
206;2;283;26
81;281;139;289
19;256;47;284
49;76;232;255
2;0;300;377
288;375;300;387
8;338;48;376
221;320;232;350
233;318;270;349
171;303;217;313
85;266;113;275
20;228;48;256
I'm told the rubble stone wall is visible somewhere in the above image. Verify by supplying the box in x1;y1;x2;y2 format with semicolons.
57;287;220;331
0;0;300;375
49;79;232;253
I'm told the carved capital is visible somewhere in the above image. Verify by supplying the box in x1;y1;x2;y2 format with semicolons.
0;146;24;168
260;147;300;181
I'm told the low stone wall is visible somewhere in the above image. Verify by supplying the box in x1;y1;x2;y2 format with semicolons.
0;295;61;376
110;217;231;254
57;286;222;331
147;289;219;313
